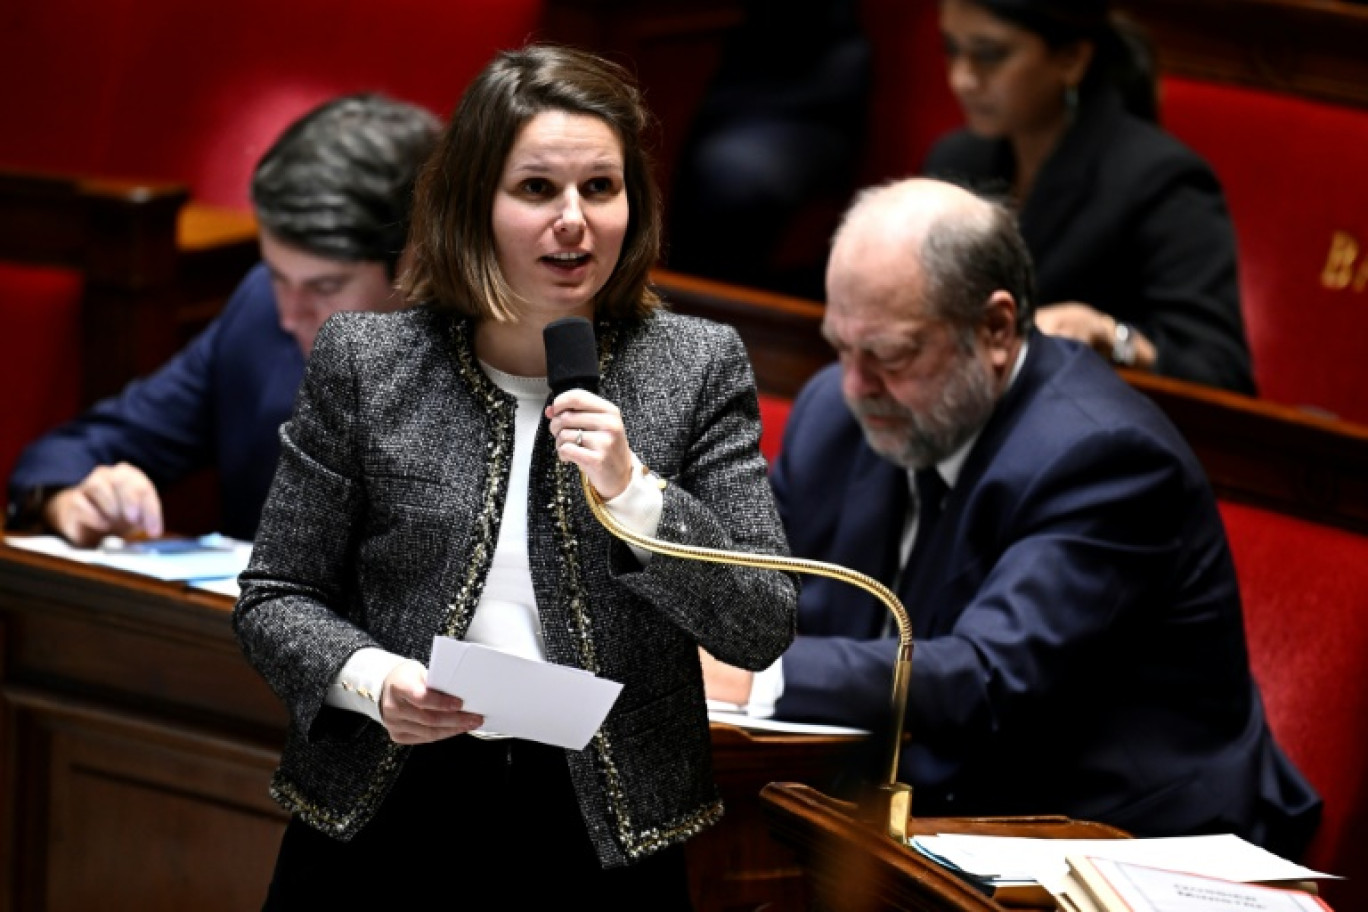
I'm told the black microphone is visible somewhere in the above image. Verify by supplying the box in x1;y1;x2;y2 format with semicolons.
543;316;599;397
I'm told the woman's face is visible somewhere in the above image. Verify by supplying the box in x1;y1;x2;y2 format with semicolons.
939;0;1091;141
492;109;629;323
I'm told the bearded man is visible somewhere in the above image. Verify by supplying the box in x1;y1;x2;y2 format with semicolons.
702;177;1320;859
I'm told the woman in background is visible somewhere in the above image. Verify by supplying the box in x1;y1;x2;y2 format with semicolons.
923;0;1257;394
234;44;796;909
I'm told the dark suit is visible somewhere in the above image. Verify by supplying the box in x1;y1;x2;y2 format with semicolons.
771;333;1319;855
6;263;301;540
924;87;1256;394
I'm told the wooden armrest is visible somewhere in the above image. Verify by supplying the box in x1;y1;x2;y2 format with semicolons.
1121;369;1368;534
650;266;831;399
178;204;257;252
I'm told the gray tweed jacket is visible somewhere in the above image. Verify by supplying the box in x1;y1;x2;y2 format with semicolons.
233;305;798;867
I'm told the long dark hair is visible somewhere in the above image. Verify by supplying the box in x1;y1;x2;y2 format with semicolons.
970;0;1157;121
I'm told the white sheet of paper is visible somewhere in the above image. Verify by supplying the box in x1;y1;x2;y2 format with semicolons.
5;533;251;582
190;576;242;597
909;832;1333;886
1081;855;1329;912
707;706;869;737
427;637;623;751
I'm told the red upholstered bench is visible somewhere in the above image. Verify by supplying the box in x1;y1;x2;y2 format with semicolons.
1220;501;1368;909
0;0;546;211
757;394;794;466
0;263;82;488
0;171;196;497
858;0;962;185
1123;368;1368;905
1161;76;1368;425
0;0;548;474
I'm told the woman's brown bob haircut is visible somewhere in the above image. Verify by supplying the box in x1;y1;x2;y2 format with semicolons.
401;43;663;322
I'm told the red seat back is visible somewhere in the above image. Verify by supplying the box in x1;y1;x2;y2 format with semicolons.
1162;78;1368;424
0;0;546;209
1219;500;1368;904
0;262;83;488
858;0;962;182
757;393;793;466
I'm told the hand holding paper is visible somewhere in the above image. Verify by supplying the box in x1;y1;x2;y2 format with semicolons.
426;637;623;751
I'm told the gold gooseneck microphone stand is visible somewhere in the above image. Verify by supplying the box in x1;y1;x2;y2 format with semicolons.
578;471;916;841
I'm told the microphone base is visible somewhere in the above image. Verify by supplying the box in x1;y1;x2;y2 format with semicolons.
859;781;914;842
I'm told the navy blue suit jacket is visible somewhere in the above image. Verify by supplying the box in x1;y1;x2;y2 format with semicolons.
771;333;1319;854
7;264;302;540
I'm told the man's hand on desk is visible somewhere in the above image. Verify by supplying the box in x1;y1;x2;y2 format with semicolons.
700;648;755;707
42;462;164;548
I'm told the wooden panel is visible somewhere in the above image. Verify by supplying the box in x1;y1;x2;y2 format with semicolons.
1121;370;1368;535
694;726;861;911
0;547;288;912
1115;0;1368;110
0;544;860;912
8;689;284;912
0;168;202;405
761;782;1128;912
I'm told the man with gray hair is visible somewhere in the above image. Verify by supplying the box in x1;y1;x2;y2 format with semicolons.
704;177;1320;857
7;93;440;544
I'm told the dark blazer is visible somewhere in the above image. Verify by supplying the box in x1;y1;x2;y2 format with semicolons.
234;306;798;867
771;333;1319;856
6;263;301;539
923;87;1257;394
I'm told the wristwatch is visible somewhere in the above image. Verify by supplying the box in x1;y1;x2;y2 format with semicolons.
1111;321;1138;367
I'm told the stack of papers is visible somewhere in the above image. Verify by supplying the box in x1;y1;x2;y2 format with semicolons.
908;833;1335;907
1059;854;1333;911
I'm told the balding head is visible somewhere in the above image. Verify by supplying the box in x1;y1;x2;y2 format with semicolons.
821;178;1035;469
831;177;987;266
828;177;1036;334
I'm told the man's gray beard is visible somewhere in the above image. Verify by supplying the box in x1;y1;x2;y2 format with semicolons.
851;352;999;470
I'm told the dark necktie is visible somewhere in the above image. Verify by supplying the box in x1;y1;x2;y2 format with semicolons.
897;468;948;605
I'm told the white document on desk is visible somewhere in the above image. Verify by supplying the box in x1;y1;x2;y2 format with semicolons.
5;533;251;583
909;832;1333;886
427;637;622;751
707;704;869;737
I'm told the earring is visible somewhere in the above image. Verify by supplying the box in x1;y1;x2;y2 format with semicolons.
1064;84;1080;118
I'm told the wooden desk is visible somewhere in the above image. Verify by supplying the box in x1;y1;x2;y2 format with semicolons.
0;543;858;912
762;782;1129;912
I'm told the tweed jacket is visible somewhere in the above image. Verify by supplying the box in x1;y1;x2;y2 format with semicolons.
234;305;798;867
